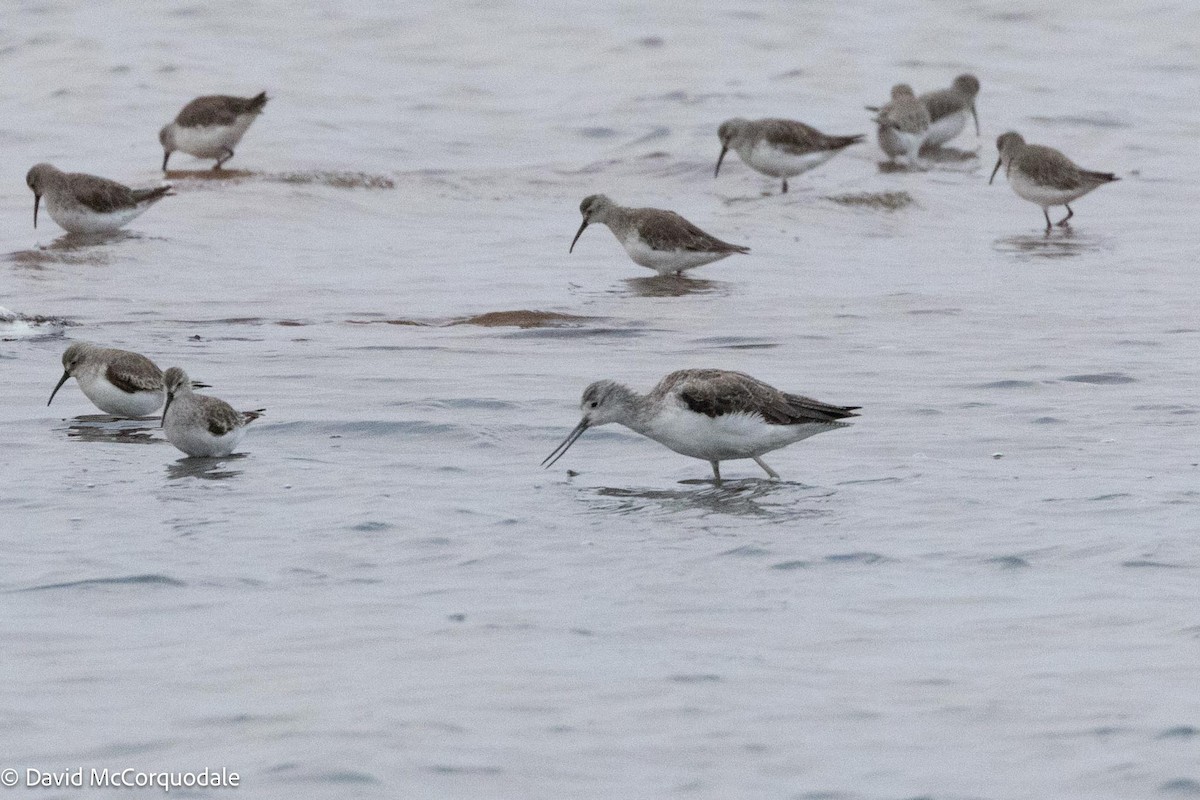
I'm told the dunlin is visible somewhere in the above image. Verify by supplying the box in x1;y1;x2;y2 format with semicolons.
542;369;858;483
162;367;263;457
48;342;166;418
26;164;172;234
160;92;269;171
989;131;1118;230
569;195;748;276
715;118;863;193
873;85;931;165
920;74;981;148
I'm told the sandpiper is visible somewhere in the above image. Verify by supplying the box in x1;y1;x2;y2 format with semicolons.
162;367;263;457
160;92;269;171
542;369;858;483
26;164;172;234
873;85;931;165
48;342;167;418
920;74;981;148
569;195;749;276
989;131;1118;230
715;118;863;193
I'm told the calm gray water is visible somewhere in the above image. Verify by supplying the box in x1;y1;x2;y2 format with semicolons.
2;2;1198;798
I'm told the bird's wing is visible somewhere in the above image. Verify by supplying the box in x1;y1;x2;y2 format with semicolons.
1019;145;1087;190
660;369;853;426
104;352;162;394
176;95;263;127
199;396;245;436
69;174;138;213
760;119;862;154
636;210;748;254
919;88;965;122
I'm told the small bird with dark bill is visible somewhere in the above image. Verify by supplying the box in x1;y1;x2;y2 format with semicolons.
26;164;172;234
872;84;931;165
989;131;1118;231
48;342;168;418
715;117;863;193
919;74;981;149
160;91;269;171
569;195;748;277
543;369;858;484
162;367;263;457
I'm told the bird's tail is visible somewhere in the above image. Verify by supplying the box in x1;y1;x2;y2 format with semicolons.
242;409;267;424
134;185;174;203
248;91;269;113
1083;170;1119;183
831;133;866;149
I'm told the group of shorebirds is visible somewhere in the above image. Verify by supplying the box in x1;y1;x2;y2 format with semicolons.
37;93;270;458
34;75;1121;481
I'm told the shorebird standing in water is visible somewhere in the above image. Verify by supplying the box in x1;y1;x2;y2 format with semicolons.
162;367;263;457
873;84;931;165
543;369;858;484
715;117;863;193
48;342;167;418
569;195;749;277
26;164;172;234
989;131;1118;231
160;92;268;171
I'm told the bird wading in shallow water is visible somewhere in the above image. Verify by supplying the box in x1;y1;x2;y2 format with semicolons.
48;342;167;418
543;369;858;484
715;117;863;193
160;91;269;171
162;367;263;457
26;164;171;234
989;131;1118;231
569;195;749;277
873;84;931;165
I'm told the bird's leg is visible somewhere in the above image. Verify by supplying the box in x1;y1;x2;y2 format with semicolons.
710;461;722;486
214;148;235;171
1043;208;1053;232
781;178;789;194
753;457;780;480
1056;204;1074;227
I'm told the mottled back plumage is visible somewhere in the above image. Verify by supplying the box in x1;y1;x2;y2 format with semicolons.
175;92;269;128
651;369;859;426
103;351;165;394
875;85;931;134
1016;144;1116;191
634;209;749;254
753;119;863;154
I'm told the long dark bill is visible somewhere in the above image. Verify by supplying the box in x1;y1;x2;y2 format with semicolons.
988;157;1003;185
541;418;589;468
714;145;729;178
162;150;171;172
33;194;40;228
161;394;173;427
568;220;589;253
47;371;70;406
971;105;980;136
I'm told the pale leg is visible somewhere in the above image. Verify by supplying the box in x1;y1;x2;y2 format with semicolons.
753;456;780;479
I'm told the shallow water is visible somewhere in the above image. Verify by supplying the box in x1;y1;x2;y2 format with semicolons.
3;2;1199;798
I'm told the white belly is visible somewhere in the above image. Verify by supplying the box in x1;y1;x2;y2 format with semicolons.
78;377;164;417
45;199;145;234
923;109;968;147
1009;169;1089;208
642;406;830;462
620;233;733;275
877;126;925;161
743;141;838;178
172;115;256;158
165;419;246;457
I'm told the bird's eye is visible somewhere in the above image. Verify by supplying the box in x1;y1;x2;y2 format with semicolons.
588;401;599;408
